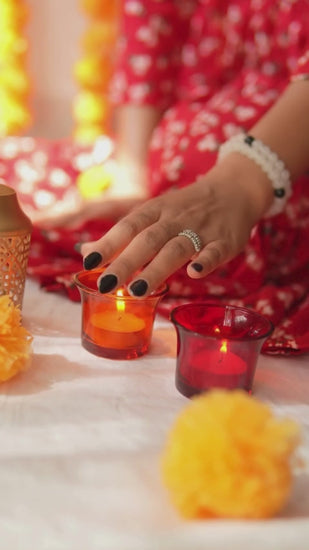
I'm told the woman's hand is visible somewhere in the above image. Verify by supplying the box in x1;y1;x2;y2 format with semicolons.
78;80;308;296
79;154;273;296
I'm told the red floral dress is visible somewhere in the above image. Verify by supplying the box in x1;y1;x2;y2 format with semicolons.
2;0;309;355
110;0;309;355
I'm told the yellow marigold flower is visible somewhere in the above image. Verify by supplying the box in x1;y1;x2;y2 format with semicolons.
80;0;118;19
161;390;300;519
0;65;31;97
74;56;113;91
0;295;33;381
0;94;32;136
73;92;107;124
81;22;117;52
73;123;106;145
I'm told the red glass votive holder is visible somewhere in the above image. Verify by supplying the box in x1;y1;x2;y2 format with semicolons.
74;270;168;360
171;303;273;398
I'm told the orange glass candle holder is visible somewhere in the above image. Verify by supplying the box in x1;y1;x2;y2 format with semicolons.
171;303;273;398
74;269;168;360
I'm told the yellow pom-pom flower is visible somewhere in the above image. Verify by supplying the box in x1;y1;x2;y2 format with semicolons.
0;295;33;382
161;390;300;519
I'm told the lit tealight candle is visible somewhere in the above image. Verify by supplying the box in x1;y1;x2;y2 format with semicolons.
75;270;168;360
177;340;248;397
89;290;146;350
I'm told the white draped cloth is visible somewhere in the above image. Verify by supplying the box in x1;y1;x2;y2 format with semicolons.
0;279;308;550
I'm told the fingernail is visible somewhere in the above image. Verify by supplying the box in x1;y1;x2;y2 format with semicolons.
74;242;82;253
191;262;203;272
83;252;102;270
99;274;118;294
129;279;148;297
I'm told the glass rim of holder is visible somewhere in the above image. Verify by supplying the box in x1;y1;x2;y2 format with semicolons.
74;269;168;300
171;302;274;398
170;302;274;342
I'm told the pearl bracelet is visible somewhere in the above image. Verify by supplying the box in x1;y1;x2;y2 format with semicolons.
217;134;292;217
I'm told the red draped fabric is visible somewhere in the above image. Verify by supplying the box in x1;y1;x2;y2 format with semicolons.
2;0;309;355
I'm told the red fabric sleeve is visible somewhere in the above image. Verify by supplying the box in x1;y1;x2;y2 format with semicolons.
110;0;197;110
291;49;309;81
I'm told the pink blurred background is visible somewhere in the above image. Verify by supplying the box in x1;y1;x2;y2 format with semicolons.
26;0;85;139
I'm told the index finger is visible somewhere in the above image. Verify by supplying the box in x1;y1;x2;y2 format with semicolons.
80;199;160;266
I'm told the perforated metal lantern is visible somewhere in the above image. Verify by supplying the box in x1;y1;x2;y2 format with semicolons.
0;184;32;309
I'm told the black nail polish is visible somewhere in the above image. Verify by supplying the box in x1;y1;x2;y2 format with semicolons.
130;279;148;297
74;242;82;253
83;252;102;270
191;262;203;272
99;274;118;294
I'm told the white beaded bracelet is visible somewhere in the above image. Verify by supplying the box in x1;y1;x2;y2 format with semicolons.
217;133;292;217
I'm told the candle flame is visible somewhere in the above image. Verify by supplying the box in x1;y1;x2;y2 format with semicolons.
220;340;228;353
116;289;125;313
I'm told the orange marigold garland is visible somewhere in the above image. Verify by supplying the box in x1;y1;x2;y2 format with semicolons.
0;0;32;137
73;0;119;144
0;295;33;381
161;390;301;519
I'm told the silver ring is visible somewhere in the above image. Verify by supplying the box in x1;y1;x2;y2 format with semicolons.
177;229;203;253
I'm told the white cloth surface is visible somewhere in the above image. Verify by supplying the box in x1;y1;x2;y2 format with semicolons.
0;278;308;550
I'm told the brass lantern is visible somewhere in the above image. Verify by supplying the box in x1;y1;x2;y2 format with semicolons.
0;184;32;309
